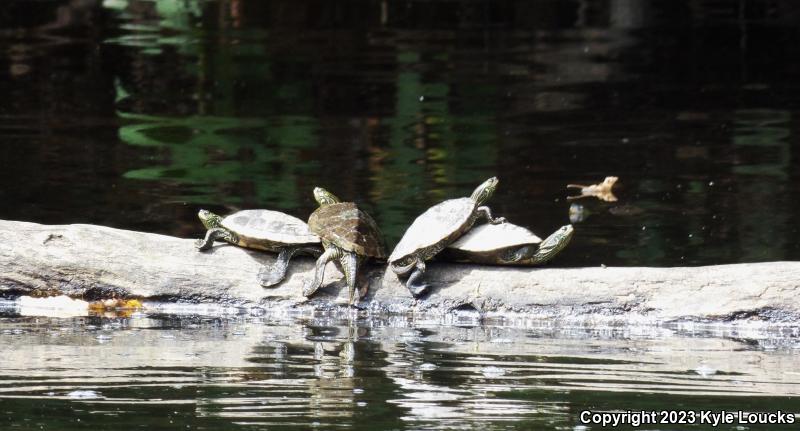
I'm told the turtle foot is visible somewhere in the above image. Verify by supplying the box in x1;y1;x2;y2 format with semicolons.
302;283;320;298
348;300;367;310
357;283;369;301
407;284;430;298
195;239;212;251
257;267;284;288
489;216;507;225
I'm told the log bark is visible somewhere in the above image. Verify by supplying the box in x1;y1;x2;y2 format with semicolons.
1;219;799;323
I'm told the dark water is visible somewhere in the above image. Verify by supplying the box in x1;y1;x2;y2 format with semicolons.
3;1;800;429
2;0;800;266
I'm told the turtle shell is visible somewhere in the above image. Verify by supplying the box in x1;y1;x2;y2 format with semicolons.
308;202;387;258
388;197;476;262
222;209;320;246
448;222;541;252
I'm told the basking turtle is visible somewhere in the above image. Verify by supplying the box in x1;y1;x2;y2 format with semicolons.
304;188;387;305
195;209;322;286
442;223;574;265
388;177;505;297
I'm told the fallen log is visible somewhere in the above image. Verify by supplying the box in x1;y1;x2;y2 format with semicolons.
1;219;799;323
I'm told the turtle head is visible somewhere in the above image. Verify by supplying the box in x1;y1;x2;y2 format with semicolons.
313;187;341;206
540;225;574;253
470;177;499;205
555;224;575;241
198;209;223;229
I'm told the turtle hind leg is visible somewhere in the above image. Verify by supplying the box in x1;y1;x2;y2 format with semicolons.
300;245;324;258
475;206;506;225
405;257;430;298
195;228;236;251
258;247;301;287
303;247;338;298
338;252;361;306
390;259;416;278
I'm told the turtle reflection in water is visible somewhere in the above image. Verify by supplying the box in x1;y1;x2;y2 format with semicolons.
442;223;574;265
388;177;505;297
304;188;387;305
195;209;322;287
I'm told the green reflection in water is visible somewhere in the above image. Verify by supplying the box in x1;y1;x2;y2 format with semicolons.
371;51;429;241
369;51;499;242
109;3;500;238
104;0;207;56
732;109;791;261
153;0;204;32
732;109;790;178
108;1;318;209
119;110;319;208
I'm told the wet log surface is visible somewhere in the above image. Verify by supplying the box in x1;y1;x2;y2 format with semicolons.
1;219;799;323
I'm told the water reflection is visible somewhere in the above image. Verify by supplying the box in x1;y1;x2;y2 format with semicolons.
5;2;800;429
117;109;320;209
732;109;791;261
1;313;799;430
2;1;800;263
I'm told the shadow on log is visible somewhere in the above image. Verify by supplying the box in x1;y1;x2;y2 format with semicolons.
1;219;799;323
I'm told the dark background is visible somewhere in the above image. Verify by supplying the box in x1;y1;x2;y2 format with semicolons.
1;0;799;266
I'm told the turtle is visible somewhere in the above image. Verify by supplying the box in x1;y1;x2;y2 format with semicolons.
441;223;574;265
304;188;387;305
388;177;506;297
195;209;322;287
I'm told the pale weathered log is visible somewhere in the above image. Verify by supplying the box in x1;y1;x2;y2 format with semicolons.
1;219;799;322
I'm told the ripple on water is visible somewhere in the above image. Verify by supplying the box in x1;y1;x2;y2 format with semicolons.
0;315;798;430
66;390;103;399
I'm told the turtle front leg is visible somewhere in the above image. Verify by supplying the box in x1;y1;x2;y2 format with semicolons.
405;257;430;298
501;245;536;264
195;228;236;251
338;252;361;306
475;206;506;225
258;246;301;287
303;247;338;298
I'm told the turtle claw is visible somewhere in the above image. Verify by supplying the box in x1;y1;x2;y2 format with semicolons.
408;284;430;298
258;248;295;288
402;259;430;298
196;227;231;251
358;281;369;298
348;280;371;306
304;248;335;298
348;292;358;307
195;238;211;251
302;283;318;298
257;267;283;288
490;216;507;225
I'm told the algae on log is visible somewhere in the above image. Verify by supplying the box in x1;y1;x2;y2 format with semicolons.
1;219;799;322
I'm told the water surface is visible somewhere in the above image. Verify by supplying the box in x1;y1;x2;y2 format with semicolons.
1;310;799;430
1;0;800;266
2;1;800;429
